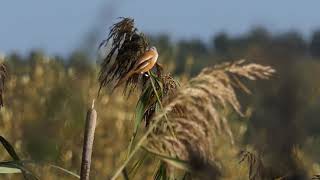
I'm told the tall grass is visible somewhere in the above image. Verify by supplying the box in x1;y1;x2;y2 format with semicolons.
98;18;275;179
1;17;297;180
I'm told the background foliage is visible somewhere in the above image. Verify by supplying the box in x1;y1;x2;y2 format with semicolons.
1;27;320;179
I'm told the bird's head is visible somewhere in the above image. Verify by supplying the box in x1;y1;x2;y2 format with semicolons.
148;46;157;52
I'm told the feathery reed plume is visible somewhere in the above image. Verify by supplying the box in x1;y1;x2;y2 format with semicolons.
140;74;178;127
99;18;180;179
239;149;305;180
185;144;222;180
146;60;275;175
0;63;6;107
239;150;266;180
98;17;163;94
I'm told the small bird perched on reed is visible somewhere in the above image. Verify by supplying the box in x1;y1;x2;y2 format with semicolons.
113;46;158;89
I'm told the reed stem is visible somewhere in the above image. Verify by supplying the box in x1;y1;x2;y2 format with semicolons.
80;100;97;180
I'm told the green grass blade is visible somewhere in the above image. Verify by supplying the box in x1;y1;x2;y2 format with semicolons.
0;137;39;179
0;166;21;174
0;161;39;180
128;152;148;177
135;100;145;133
154;161;167;180
127;89;148;158
12;160;80;179
47;164;80;179
142;147;190;171
0;136;20;160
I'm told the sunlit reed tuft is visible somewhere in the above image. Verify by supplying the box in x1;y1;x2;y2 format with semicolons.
146;60;275;176
98;17;164;95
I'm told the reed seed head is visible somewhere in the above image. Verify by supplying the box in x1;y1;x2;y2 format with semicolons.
146;60;275;175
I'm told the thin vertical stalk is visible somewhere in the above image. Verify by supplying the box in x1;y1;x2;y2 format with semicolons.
110;108;166;180
147;71;176;139
110;72;174;180
80;100;97;180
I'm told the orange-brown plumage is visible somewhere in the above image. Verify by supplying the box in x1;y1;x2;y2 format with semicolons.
114;46;158;89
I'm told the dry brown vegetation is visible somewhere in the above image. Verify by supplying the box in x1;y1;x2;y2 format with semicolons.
96;18;275;180
1;17;320;180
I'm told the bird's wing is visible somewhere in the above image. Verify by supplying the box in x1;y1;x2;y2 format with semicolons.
133;50;156;71
135;60;150;73
112;51;156;90
138;50;156;64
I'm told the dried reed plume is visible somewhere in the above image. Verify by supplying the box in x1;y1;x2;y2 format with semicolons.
98;17;163;94
98;17;176;128
100;18;276;179
239;150;266;180
146;60;275;175
239;150;303;180
140;74;178;127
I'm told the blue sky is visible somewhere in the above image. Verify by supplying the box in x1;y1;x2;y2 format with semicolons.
0;0;320;56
